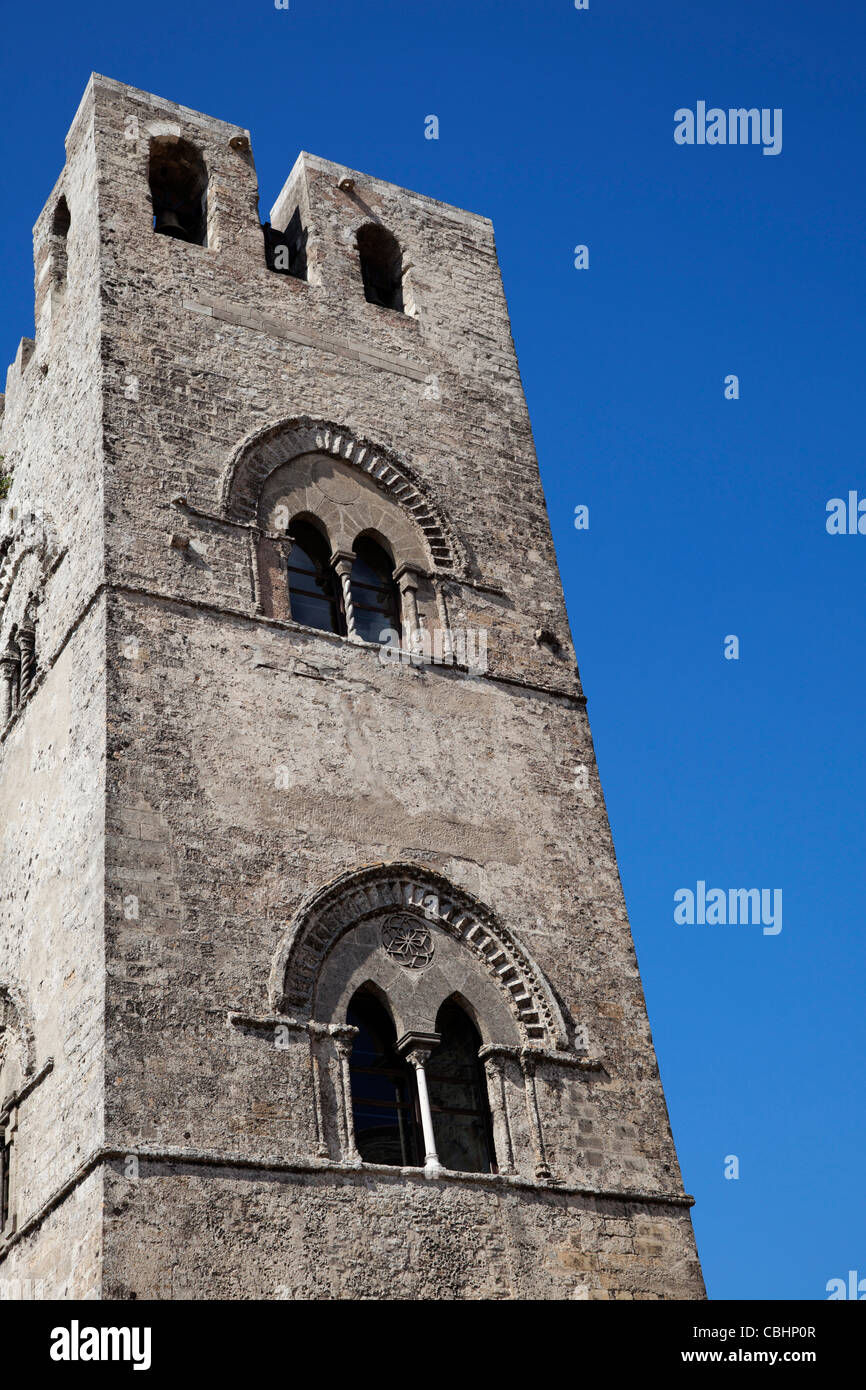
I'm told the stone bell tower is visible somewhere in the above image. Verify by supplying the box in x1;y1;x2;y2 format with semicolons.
0;75;704;1300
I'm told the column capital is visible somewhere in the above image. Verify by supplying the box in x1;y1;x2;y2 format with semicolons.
330;550;355;575
393;562;425;589
396;1030;441;1068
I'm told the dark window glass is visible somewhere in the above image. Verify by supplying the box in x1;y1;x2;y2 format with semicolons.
350;538;400;644
286;520;344;635
356;224;405;311
347;993;422;1167
0;1127;10;1229
427;1002;496;1174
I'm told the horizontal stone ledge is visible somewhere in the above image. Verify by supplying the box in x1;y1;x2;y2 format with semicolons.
184;295;430;383
479;1043;604;1072
0;1143;696;1262
226;1011;356;1043
103;1148;697;1210
103;582;584;705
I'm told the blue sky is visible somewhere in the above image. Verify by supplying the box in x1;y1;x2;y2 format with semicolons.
1;0;864;1300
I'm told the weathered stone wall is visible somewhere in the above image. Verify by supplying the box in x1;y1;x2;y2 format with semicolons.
0;1167;104;1300
103;590;687;1201
101;1163;701;1301
0;610;106;1294
0;82;108;1291
0;75;704;1299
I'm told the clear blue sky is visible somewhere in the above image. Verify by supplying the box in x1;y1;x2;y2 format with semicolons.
1;0;863;1301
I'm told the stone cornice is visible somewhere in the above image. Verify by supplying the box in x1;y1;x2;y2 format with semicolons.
0;1141;698;1264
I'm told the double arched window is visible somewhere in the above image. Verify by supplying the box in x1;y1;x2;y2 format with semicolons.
347;989;495;1174
284;521;401;645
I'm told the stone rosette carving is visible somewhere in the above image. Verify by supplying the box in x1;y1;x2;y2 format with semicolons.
381;914;434;969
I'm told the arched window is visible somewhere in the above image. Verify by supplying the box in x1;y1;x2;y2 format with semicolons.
52;197;71;240
0;1116;11;1233
426;1001;496;1174
347;992;422;1166
356;224;405;311
50;196;70;289
149;137;208;246
286;519;344;634
349;537;401;644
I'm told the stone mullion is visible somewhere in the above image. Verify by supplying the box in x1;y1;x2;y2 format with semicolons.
405;1050;441;1175
17;626;36;701
396;1030;444;1177
331;552;359;640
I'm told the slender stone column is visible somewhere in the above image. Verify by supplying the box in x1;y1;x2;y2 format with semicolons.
17;625;36;701
432;580;455;664
483;1053;516;1175
306;1030;329;1158
519;1050;553;1182
334;1033;362;1164
331;552;359;640
248;529;264;616
394;564;424;659
397;1030;443;1176
408;1051;441;1174
0;646;19;726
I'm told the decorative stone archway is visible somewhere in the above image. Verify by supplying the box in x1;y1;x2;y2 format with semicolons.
269;862;571;1050
219;417;466;574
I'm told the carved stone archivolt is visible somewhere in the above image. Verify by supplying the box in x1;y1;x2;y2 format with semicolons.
269;862;570;1049
219;417;465;574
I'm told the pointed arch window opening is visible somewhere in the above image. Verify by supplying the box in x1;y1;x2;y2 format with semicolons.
349;537;402;645
346;991;497;1175
346;993;424;1168
427;1001;497;1175
285;519;346;636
